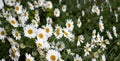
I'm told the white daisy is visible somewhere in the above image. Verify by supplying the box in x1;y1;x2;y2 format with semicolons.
18;16;26;27
8;16;19;27
31;19;38;28
84;42;91;56
37;28;48;41
99;17;104;32
25;53;35;61
63;28;71;38
35;39;44;49
15;2;22;14
0;0;4;9
27;2;34;10
66;19;74;31
95;32;101;43
7;37;16;45
92;29;96;39
54;8;60;17
4;0;16;6
46;50;61;61
46;1;53;9
0;28;6;40
77;18;82;28
92;4;100;16
113;26;117;38
34;13;40;22
21;9;29;21
77;35;84;46
101;54;106;61
62;5;67;12
106;31;113;40
74;54;82;61
43;24;53;37
9;45;20;61
68;33;75;42
46;17;53;24
82;10;85;16
12;29;21;40
54;25;63;39
24;24;37;38
55;41;65;51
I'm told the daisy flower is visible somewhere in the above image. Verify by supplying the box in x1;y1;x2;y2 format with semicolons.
18;16;26;27
38;0;45;7
12;29;21;40
92;29;96;39
46;50;61;61
99;36;110;50
106;31;113;40
25;53;35;61
37;28;48;41
46;1;53;9
21;9;29;21
54;25;63;39
0;0;4;9
91;39;96;49
54;8;60;17
34;13;40;22
0;28;6;40
7;37;16;45
62;5;67;12
68;33;75;42
31;19;39;28
82;10;85;16
4;0;16;6
74;54;82;61
8;16;19;27
63;28;71;38
113;26;117;38
15;2;22;14
46;17;53;24
55;41;65;51
77;18;82;28
77;35;84;46
66;19;74;31
9;45;20;61
95;32;101;43
99;17;104;32
43;24;53;37
27;2;34;10
24;24;37;38
35;39;44;49
84;42;91;56
92;4;100;16
101;54;106;61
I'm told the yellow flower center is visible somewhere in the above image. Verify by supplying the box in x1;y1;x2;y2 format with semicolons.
26;58;31;61
56;28;60;36
67;23;71;28
16;6;19;11
50;55;56;60
28;29;33;34
15;32;18;37
64;31;68;36
38;43;42;47
24;12;27;16
39;33;44;38
1;31;5;35
10;20;15;24
86;47;89;52
46;28;50;33
58;44;61;49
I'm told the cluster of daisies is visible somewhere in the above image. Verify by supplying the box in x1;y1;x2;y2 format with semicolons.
0;0;119;61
